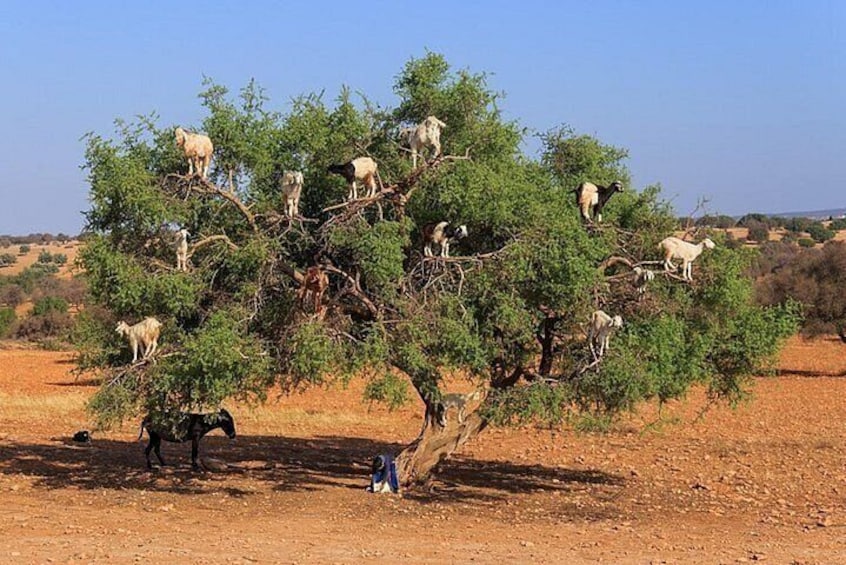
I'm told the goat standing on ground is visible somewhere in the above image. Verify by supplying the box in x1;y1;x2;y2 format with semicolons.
280;170;304;218
406;116;446;168
298;266;329;314
575;181;624;223
327;157;378;200
175;228;190;272
588;310;623;358
174;127;213;180
422;221;468;258
138;409;236;470
115;317;162;363
657;237;715;281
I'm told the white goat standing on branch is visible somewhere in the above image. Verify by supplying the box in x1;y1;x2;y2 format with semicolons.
174;127;214;180
115;317;163;363
588;310;623;359
657;236;715;281
407;116;446;168
280;170;304;218
175;228;190;272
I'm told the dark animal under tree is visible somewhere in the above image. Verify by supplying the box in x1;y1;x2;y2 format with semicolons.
138;408;236;470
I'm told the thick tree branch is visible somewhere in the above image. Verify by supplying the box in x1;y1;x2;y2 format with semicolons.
164;174;258;232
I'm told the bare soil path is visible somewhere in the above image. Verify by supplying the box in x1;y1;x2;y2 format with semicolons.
1;337;845;563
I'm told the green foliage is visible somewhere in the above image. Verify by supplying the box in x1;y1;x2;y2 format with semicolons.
78;52;798;432
33;296;69;316
0;253;16;267
0;307;15;337
37;250;68;265
18;245;30;255
696;215;737;229
363;372;410;410
798;238;816;248
806;222;835;243
539;125;630;189
829;218;846;231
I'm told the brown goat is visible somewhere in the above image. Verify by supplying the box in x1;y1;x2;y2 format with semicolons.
298;266;329;314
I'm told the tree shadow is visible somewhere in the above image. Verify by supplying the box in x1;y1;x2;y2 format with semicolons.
0;434;625;507
48;378;103;387
776;368;846;377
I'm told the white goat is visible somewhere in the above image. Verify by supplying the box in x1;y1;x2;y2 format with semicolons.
407;116;446;168
588;310;623;358
174;127;214;180
422;221;468;258
327;157;379;200
632;266;655;294
115;317;163;363
175;228;190;272
658;237;715;281
280;170;304;218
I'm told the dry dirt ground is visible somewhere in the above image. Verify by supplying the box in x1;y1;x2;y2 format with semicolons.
1;337;845;564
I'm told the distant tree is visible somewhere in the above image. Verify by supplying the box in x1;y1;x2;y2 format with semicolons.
785;217;813;233
37;250;52;264
0;253;17;267
18;244;30;255
745;220;770;243
76;53;799;485
806;222;835;243
829;218;846;231
757;242;846;336
696;215;736;229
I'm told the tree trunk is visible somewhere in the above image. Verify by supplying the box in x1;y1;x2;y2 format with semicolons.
394;408;487;487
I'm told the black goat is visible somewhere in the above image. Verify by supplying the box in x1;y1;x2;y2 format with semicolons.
138;408;236;470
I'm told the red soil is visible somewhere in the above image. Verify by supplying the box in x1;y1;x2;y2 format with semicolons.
1;336;845;563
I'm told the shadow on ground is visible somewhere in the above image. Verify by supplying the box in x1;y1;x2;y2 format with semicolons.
0;434;625;505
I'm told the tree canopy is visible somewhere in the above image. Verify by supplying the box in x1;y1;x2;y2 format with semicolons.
76;53;799;483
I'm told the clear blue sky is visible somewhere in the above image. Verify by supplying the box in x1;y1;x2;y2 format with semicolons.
0;1;843;234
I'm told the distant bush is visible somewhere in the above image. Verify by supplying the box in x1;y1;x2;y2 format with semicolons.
36;250;67;265
18;244;30;255
33;295;69;316
14;311;74;341
0;253;17;267
0;284;25;308
745;220;769;243
0;307;15;337
15;263;59;293
798;238;816;248
829;218;846;231
807;222;835;243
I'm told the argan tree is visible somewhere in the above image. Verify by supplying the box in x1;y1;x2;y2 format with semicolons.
77;53;798;485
